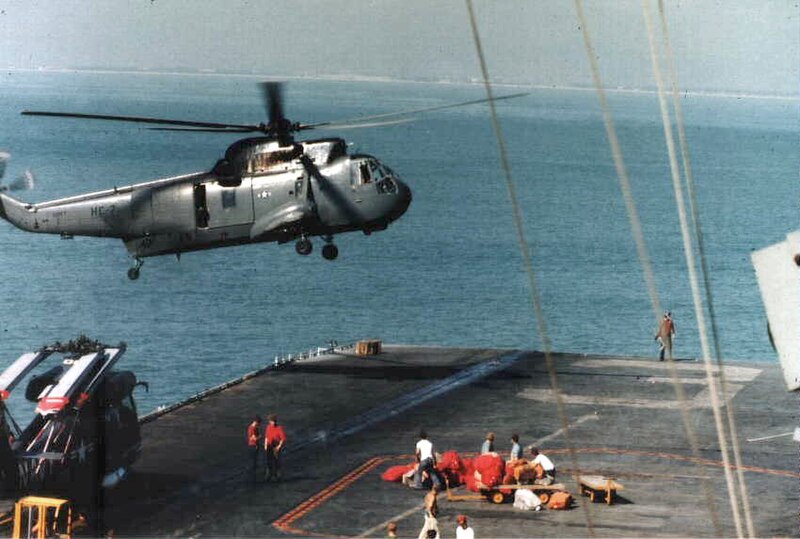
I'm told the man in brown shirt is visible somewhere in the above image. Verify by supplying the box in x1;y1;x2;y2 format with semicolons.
655;311;676;361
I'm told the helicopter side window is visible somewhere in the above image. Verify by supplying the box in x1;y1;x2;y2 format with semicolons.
221;190;236;209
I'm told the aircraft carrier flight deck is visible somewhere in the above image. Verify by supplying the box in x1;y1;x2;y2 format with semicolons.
98;345;796;538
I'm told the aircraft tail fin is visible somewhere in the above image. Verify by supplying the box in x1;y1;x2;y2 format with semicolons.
0;192;38;232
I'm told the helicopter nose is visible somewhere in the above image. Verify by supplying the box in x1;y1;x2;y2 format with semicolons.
391;180;412;221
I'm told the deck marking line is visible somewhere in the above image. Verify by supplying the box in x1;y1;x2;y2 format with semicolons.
528;413;598;447
571;359;761;382
746;432;794;442
357;503;424;538
518;383;744;410
273;456;390;535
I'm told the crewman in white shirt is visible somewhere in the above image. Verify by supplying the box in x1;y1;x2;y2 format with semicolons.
413;430;441;489
455;514;475;539
530;447;556;485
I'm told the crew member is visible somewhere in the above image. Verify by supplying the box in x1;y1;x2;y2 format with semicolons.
418;486;440;539
654;311;676;361
246;415;262;482
530;447;556;485
480;432;495;454
264;414;287;481
413;430;440;489
509;433;522;462
455;514;475;539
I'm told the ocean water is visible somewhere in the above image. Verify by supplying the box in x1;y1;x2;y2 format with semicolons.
0;71;796;415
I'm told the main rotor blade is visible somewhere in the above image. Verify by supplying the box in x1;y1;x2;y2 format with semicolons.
312;118;414;131
147;127;255;133
261;82;285;126
21;110;261;131
306;92;529;129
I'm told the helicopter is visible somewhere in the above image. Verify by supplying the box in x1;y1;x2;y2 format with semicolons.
0;336;145;502
1;83;525;280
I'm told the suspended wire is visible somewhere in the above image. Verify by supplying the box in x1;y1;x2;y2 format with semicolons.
640;0;745;536
655;1;756;535
572;0;723;534
463;0;596;534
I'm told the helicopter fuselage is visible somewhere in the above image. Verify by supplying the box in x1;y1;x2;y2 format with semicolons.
0;137;412;275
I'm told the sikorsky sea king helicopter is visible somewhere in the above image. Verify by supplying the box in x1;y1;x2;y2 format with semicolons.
1;83;525;279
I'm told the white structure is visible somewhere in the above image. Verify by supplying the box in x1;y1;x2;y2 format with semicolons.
751;231;800;390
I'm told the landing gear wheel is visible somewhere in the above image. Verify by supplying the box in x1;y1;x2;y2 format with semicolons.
128;257;143;280
322;244;339;261
295;238;313;256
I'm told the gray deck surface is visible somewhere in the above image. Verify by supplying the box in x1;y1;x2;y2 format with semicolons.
102;346;798;538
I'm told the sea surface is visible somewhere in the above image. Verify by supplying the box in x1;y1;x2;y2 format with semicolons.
0;71;796;415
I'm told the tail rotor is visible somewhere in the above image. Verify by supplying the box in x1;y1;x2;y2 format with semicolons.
0;153;36;193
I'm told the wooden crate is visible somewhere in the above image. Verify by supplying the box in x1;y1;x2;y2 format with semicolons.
355;340;382;356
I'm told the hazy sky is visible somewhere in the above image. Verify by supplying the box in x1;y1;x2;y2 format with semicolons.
0;1;797;95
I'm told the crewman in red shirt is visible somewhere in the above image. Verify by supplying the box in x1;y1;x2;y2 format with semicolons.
246;416;262;482
264;413;287;481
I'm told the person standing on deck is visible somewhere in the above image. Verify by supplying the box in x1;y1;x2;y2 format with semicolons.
413;430;440;489
264;414;287;481
480;432;495;454
509;433;522;462
655;311;677;361
418;486;440;539
246;415;262;482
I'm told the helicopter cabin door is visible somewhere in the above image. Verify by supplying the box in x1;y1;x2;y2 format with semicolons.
203;178;255;229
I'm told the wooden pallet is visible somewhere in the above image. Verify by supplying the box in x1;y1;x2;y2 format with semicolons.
578;475;624;505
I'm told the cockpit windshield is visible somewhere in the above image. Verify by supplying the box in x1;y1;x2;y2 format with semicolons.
354;159;398;194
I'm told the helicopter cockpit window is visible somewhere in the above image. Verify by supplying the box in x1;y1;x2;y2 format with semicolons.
359;163;372;184
371;162;397;194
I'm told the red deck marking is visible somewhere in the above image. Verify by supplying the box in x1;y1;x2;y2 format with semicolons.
272;449;798;536
273;456;393;537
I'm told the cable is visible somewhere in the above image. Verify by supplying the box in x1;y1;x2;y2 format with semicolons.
640;0;744;536
573;0;723;534
655;1;756;535
464;0;595;534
